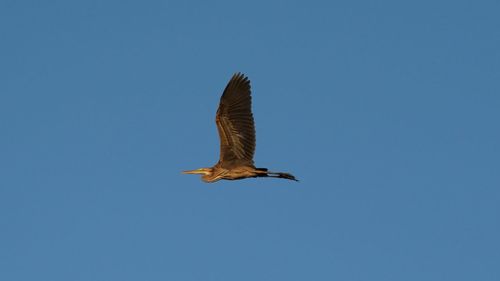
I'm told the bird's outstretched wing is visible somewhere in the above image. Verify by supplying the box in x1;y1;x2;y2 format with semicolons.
215;73;256;168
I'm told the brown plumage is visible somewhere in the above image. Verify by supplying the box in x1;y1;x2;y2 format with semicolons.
183;73;298;183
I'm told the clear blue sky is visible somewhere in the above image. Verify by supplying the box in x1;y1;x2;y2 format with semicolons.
1;1;499;280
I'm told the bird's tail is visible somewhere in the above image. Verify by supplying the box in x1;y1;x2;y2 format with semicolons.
256;168;299;182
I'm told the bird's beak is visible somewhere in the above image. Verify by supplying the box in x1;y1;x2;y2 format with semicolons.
182;169;203;174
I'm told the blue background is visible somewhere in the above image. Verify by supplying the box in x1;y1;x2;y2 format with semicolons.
1;1;499;280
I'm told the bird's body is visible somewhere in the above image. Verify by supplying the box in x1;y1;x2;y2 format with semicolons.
183;73;297;183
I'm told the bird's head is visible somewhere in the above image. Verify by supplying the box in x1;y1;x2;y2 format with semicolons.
182;168;212;176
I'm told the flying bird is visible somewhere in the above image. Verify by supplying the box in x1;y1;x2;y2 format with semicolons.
183;73;298;183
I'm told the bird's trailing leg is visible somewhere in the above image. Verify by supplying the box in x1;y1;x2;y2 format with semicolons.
256;168;299;181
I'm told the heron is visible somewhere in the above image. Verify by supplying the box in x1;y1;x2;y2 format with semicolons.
183;73;298;183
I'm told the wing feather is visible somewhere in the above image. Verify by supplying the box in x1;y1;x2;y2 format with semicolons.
215;73;256;168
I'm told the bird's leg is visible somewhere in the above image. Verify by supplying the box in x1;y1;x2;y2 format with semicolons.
256;169;298;181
